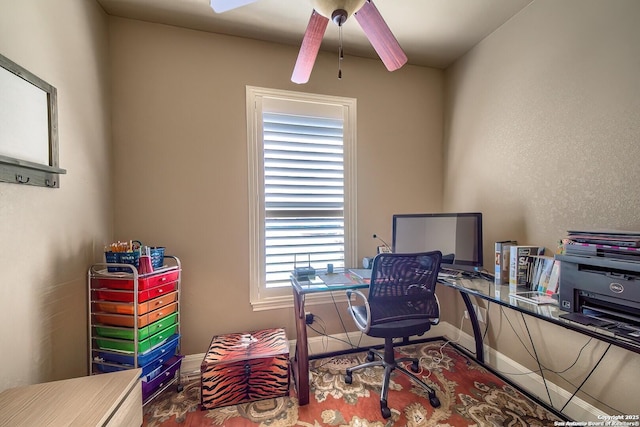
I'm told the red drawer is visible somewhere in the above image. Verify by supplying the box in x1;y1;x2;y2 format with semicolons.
92;291;178;316
93;268;179;291
94;281;177;303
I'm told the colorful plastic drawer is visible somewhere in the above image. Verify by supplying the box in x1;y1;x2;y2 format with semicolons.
142;355;183;402
95;312;178;341
96;323;178;352
94;282;177;303
93;291;178;316
99;334;180;366
95;345;178;378
93;302;177;328
92;268;179;291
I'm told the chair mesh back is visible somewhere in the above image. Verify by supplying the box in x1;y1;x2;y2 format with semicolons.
367;251;442;326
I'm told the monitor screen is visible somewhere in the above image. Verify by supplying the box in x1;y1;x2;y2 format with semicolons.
392;212;483;270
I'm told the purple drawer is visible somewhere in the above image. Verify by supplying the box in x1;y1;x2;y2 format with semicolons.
142;355;183;402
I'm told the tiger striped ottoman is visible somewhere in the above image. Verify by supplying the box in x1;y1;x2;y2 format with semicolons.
200;328;290;409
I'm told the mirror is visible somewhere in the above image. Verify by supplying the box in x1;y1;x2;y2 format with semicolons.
0;53;66;188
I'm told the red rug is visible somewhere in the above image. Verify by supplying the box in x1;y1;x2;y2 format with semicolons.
143;341;563;426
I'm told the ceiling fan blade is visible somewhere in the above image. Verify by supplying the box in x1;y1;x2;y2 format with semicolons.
291;11;329;84
354;0;407;71
210;0;259;13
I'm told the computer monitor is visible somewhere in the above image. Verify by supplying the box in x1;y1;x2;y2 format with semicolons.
392;212;483;271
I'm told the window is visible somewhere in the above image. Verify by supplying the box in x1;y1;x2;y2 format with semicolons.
247;86;357;310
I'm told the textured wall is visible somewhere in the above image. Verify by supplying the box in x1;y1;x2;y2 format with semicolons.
108;17;444;356
443;0;640;416
0;0;112;391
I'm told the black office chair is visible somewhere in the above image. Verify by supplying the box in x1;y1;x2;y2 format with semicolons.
345;251;442;419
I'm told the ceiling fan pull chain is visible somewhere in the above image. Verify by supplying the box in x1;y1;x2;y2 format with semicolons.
338;23;344;79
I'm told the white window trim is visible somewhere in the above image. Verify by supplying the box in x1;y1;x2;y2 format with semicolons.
246;86;357;311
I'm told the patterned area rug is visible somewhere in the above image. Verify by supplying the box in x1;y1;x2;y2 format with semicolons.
143;341;563;426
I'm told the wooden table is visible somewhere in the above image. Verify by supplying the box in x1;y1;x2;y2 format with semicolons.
0;369;142;427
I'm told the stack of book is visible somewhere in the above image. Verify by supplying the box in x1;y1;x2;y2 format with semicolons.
508;245;544;292
506;245;560;305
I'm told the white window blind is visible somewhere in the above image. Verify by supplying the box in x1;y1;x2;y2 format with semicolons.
263;112;345;288
247;86;357;310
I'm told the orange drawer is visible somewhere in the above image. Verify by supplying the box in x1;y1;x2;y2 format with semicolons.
93;291;178;316
93;302;178;328
93;268;179;291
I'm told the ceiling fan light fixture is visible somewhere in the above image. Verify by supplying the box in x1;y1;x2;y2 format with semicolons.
310;0;366;21
331;9;348;26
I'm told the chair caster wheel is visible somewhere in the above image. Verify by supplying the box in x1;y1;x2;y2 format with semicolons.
177;384;184;392
429;393;441;408
411;361;419;373
366;352;375;362
381;404;391;419
344;374;352;384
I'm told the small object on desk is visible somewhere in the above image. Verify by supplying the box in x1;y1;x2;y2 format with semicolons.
478;271;494;281
318;272;359;286
438;267;462;279
294;266;316;279
362;256;375;269
294;253;315;279
348;268;371;284
510;291;558;305
495;240;517;286
327;263;333;273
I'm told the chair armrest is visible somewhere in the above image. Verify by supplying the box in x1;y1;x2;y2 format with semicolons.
431;293;441;325
346;289;371;332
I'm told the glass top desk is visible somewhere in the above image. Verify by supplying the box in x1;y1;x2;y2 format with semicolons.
291;271;640;406
437;276;640;363
290;271;369;405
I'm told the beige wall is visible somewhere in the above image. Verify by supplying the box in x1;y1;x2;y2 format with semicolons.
4;0;636;416
108;18;444;356
0;1;112;391
443;0;640;414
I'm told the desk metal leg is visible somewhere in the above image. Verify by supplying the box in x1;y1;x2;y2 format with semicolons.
459;291;484;363
292;288;310;405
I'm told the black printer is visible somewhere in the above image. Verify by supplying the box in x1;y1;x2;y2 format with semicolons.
557;245;640;344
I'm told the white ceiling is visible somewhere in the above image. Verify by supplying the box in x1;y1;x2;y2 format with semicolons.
96;0;533;69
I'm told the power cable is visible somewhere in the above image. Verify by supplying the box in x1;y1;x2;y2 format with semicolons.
521;311;553;406
560;343;611;412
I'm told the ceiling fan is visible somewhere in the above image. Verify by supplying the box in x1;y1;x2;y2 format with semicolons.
210;0;408;84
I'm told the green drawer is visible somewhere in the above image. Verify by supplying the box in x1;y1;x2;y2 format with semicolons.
95;312;178;341
96;322;178;353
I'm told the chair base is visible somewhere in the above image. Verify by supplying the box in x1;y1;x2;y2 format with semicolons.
344;339;441;419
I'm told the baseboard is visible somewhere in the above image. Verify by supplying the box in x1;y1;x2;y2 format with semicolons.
180;322;606;421
181;353;205;381
442;322;608;422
